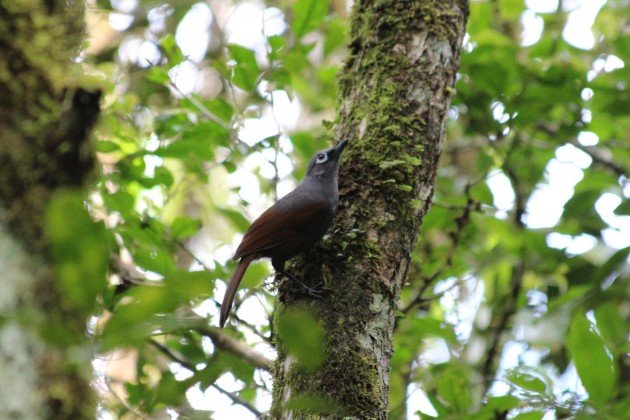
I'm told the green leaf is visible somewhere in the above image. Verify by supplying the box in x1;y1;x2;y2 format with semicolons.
507;369;548;393
197;360;224;389
146;66;170;85
500;0;525;20
595;302;627;350
165;270;216;300
139;166;175;188
567;313;618;402
323;17;347;56
200;97;234;123
101;288;180;348
153;166;174;187
426;394;448;417
159;34;184;66
292;0;330;38
239;387;256;403
103;190;135;214
217;351;255;383
613;199;630;215
436;368;471;413
471;395;520;419
267;35;286;61
95;0;112;10
96;140;120;153
134;244;176;275
562;189;606;234
155;371;187;406
46;190;110;314
593;246;630;284
227;44;260;91
276;307;325;372
218;207;251;232
156;138;216;161
196;345;256;389
171;216;200;240
612;35;630;57
166;336;206;365
240;260;269;289
125;383;151;410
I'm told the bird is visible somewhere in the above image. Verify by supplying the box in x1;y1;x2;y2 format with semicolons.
219;139;348;327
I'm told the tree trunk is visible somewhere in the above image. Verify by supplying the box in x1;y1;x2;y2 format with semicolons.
0;1;101;417
272;0;469;417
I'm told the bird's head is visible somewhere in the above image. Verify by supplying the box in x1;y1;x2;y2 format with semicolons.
306;139;348;180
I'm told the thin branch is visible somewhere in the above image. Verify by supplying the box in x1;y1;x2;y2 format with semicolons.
418;273;478;303
481;260;526;393
536;122;628;178
213;383;261;416
148;339;262;417
103;377;150;419
501;134;527;227
167;81;231;131
220;307;272;344
401;185;480;314
148;339;195;370
197;326;273;372
178;242;215;273
476;132;530;393
569;140;627;178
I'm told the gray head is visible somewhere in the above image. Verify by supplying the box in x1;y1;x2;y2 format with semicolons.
306;139;348;180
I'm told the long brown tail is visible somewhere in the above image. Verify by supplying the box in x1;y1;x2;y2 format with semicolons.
219;254;255;328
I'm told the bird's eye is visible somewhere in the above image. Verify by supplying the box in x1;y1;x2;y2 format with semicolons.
316;152;328;163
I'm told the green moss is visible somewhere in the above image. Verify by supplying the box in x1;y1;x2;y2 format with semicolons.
334;0;468;279
273;0;468;417
0;0;97;250
272;297;386;418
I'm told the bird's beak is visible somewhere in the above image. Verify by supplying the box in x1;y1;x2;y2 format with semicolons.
333;139;348;159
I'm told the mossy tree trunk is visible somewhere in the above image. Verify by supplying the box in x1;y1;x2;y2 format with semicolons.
272;0;469;418
0;1;101;417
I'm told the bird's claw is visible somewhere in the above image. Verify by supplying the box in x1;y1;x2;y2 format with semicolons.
295;281;331;299
278;270;330;298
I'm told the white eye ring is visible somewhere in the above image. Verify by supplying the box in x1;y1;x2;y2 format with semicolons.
316;153;328;163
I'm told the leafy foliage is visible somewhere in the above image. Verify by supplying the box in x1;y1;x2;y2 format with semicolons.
74;0;629;417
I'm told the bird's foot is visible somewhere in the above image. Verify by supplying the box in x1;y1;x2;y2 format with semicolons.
294;281;329;299
280;271;330;298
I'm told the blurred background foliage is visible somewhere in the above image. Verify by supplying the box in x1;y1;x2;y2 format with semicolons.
74;0;629;418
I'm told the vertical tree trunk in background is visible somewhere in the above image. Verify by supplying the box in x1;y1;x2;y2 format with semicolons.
272;0;469;418
0;1;101;417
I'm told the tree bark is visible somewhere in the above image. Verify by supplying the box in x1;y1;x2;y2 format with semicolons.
0;1;101;417
272;0;469;418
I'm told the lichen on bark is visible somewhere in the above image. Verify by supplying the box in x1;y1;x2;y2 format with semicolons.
272;0;469;418
0;0;101;417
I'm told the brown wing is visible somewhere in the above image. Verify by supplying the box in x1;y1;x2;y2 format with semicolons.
233;194;331;260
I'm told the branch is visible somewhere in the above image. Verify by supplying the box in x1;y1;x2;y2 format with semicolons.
502;135;527;228
148;339;262;417
481;141;529;392
197;326;273;372
536;122;628;178
104;377;150;420
401;185;480;315
481;261;526;393
166;81;231;131
569;139;627;178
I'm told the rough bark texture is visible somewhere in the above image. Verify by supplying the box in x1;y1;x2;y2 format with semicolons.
0;1;101;417
272;0;469;418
